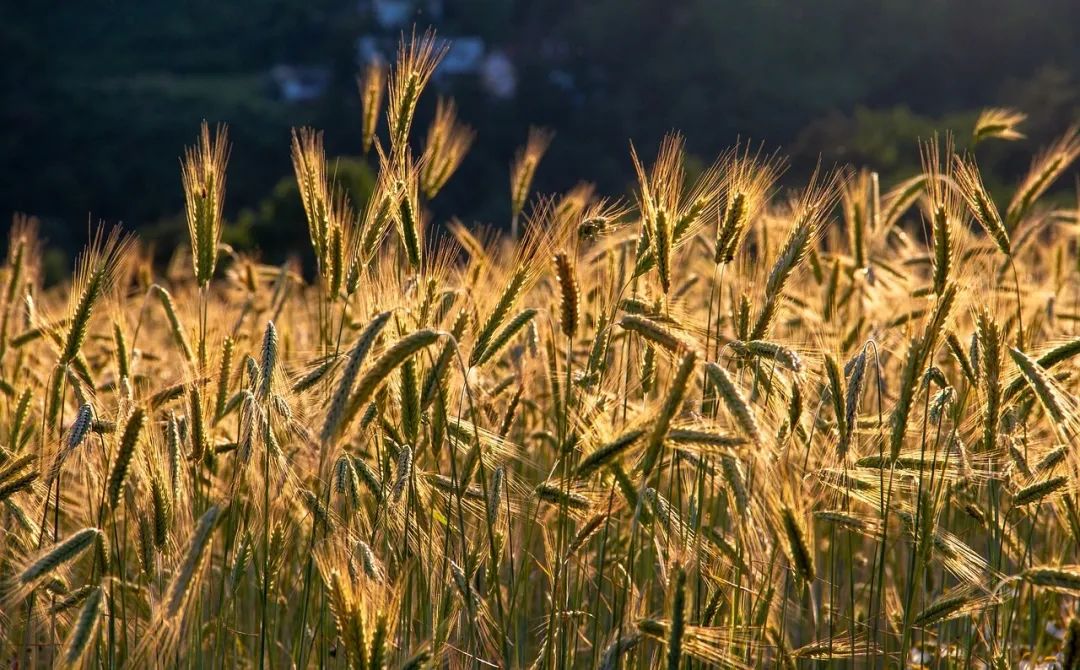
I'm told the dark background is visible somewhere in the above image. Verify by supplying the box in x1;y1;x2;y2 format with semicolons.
3;0;1079;279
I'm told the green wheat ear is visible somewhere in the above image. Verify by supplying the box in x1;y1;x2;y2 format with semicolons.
472;268;528;366
107;408;145;511
321;311;392;445
165;505;221;619
780;504;815;583
151;284;194;363
706;362;761;445
639;350;697;477
473;308;536;367
667;564;687;670
63;585;104;665
1009;346;1068;423
338;329;440;441
18;528;101;586
823;354;846;458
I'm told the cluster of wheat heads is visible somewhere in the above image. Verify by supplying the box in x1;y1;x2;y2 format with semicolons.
3;32;1080;670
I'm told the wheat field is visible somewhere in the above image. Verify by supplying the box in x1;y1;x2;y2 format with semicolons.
2;32;1080;669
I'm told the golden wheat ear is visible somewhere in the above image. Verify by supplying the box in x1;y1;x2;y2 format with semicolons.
291;127;332;268
953;153;1010;257
1006;125;1080;229
181;121;230;288
387;27;448;157
61;226;133;366
973;107;1027;146
715;142;782;265
509;126;554;237
421;97;475;199
358;59;387;154
391;151;425;272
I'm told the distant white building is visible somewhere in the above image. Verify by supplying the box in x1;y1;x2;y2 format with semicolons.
440;37;485;75
361;0;443;28
270;65;330;102
481;50;516;99
352;12;517;100
355;36;383;65
355;34;509;79
372;0;411;27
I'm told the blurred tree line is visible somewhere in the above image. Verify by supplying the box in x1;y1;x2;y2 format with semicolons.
2;0;1078;278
